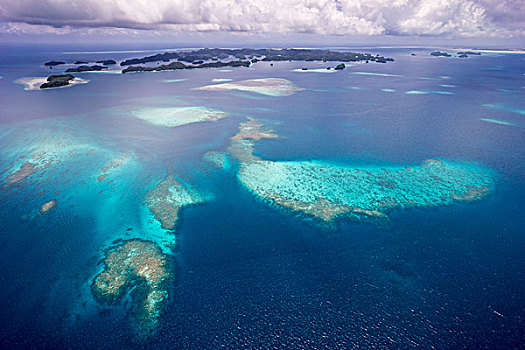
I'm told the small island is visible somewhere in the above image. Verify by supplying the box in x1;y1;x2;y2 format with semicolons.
65;65;108;73
457;51;481;56
44;60;65;66
40;74;75;89
96;59;117;65
430;51;451;57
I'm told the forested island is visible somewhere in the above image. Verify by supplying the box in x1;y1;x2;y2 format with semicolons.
121;48;394;66
118;48;393;73
39;74;75;89
65;65;108;73
122;60;251;73
42;48;395;75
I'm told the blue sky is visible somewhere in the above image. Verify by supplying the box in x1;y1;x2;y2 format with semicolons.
1;0;524;47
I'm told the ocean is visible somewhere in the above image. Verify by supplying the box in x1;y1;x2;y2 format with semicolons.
0;44;523;349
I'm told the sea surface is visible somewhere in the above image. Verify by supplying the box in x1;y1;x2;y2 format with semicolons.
0;44;524;349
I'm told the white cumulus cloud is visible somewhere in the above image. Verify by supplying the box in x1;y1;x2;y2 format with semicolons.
0;0;522;37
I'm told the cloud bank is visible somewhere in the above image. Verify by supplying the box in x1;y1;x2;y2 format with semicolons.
0;0;523;37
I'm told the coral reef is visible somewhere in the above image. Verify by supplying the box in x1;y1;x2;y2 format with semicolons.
2;161;39;186
96;152;132;182
228;117;278;164
40;200;57;213
145;175;207;230
203;151;231;170
91;239;170;335
230;119;494;222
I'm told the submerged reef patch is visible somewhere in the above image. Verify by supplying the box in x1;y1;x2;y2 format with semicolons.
129;106;228;128
2;161;39;186
203;151;231;171
40;199;57;213
195;78;304;96
145;175;208;230
0;122;100;188
92;239;170;336
228;117;279;164
230;119;494;222
96;152;134;182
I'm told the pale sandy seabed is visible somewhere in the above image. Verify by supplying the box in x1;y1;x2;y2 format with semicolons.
195;78;305;97
129;106;229;127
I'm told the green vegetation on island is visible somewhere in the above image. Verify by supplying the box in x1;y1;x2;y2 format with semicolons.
65;65;108;73
457;51;481;55
96;59;117;65
122;60;251;73
39;74;75;89
44;60;65;66
120;48;394;67
430;51;451;57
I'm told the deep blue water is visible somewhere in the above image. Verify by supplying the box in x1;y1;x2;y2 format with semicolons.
0;44;524;349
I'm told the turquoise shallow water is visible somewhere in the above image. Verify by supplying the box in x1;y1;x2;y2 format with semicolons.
0;44;524;348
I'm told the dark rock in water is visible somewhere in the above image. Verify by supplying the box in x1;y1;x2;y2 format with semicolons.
430;51;451;57
458;51;481;55
335;63;345;70
44;61;65;66
65;65;108;73
40;74;75;89
74;60;89;64
458;54;468;58
270;63;273;66
192;60;204;65
301;67;308;70
411;53;416;56
251;58;259;63
376;59;387;63
96;59;117;65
